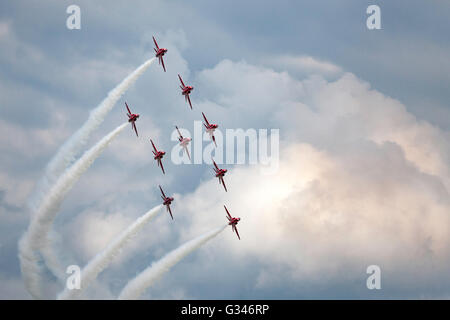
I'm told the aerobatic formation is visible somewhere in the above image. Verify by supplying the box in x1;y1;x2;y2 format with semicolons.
20;35;242;300
130;36;241;234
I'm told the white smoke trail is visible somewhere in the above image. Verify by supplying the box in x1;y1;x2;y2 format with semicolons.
57;205;163;300
118;224;228;300
19;122;128;299
31;58;155;280
29;58;156;211
40;231;68;282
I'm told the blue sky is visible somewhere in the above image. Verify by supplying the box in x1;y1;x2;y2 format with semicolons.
1;1;450;299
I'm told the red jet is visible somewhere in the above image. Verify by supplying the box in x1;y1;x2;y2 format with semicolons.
212;159;228;192
176;126;192;160
153;36;168;72
202;112;219;147
150;139;166;174
159;185;174;220
224;205;241;240
178;74;194;109
125;102;139;137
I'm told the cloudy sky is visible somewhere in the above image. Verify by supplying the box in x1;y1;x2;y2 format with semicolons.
1;0;450;299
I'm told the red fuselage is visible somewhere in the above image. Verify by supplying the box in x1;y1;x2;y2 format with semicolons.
155;48;167;58
179;136;191;144
224;205;239;239
128;114;139;122
154;151;165;160
215;168;227;178
182;86;193;95
163;197;174;206
228;217;240;226
206;124;218;131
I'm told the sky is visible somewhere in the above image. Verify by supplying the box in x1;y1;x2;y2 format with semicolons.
0;0;450;299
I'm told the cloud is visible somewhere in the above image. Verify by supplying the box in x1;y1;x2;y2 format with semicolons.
296;72;450;190
171;60;450;297
69;210;133;262
0;172;34;209
178;143;450;294
36;57;448;299
268;55;343;75
5;51;449;298
1;1;449;298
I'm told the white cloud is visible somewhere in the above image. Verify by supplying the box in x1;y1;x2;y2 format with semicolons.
297;72;450;191
172;60;450;294
0;116;67;161
3;35;449;297
1;0;449;300
0;171;34;209
68;210;134;262
52;58;449;297
265;55;343;76
179;141;450;289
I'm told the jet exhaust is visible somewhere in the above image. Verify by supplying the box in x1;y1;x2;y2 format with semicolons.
29;58;156;211
58;205;163;300
118;224;227;300
19;122;128;299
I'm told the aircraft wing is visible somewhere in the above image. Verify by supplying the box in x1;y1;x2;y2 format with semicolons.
160;57;166;72
168;205;173;220
132;122;138;137
159;185;166;198
213;160;219;170
150;139;157;152
178;74;185;87
159;159;165;174
224;205;231;219
202;112;210;126
186;95;192;109
176;126;182;139
234;225;241;240
221;176;228;192
184;145;191;160
153;36;159;49
125;102;131;115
